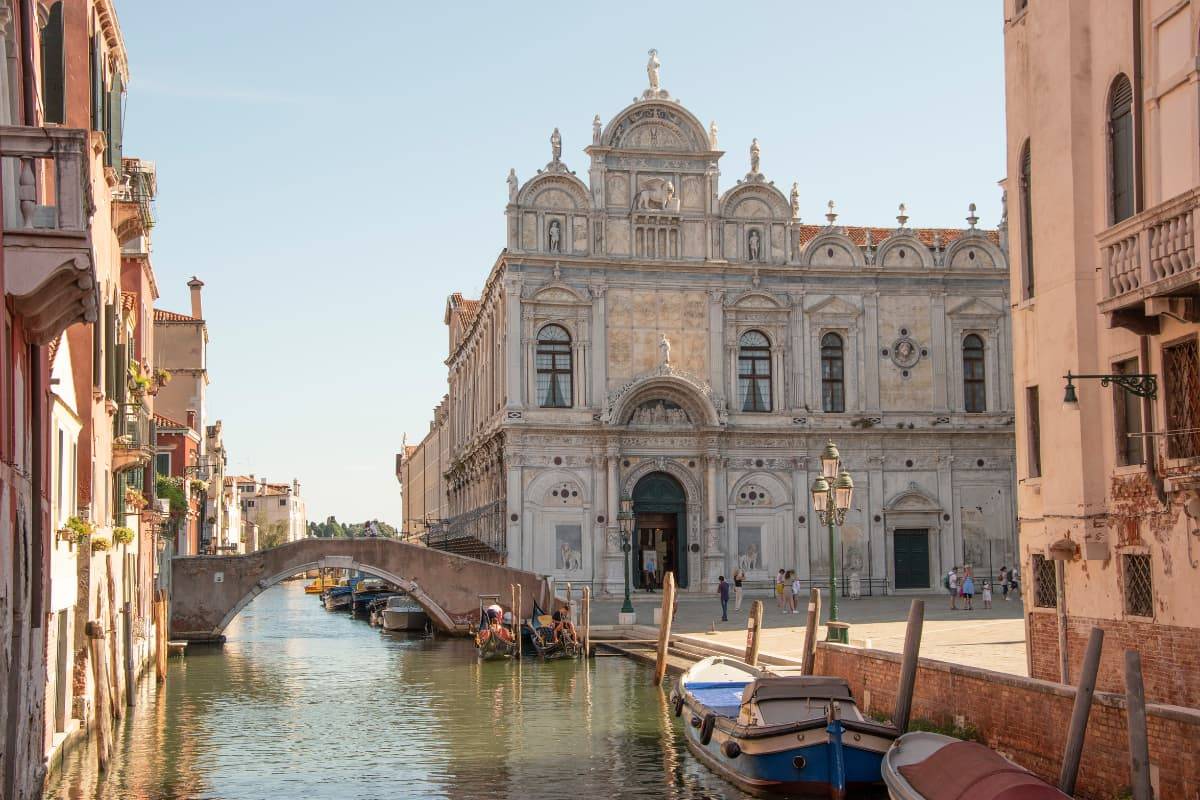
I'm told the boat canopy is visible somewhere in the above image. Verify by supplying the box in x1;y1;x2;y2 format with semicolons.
744;676;853;704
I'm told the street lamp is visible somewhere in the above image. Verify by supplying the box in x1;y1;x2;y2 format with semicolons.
1062;370;1157;409
811;441;854;644
618;493;636;617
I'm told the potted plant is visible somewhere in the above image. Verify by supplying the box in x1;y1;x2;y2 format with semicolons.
125;486;148;510
189;478;209;495
113;526;135;546
58;515;94;547
90;534;112;552
152;367;172;393
128;360;151;400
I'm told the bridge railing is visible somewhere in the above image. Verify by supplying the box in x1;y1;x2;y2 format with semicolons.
423;501;506;564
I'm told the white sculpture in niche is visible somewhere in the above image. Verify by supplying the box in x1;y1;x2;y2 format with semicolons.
634;177;677;211
658;333;672;365
507;169;518;203
647;48;661;91
748;229;761;262
550;128;562;162
548;220;562;253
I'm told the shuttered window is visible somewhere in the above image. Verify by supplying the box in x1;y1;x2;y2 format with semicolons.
535;325;572;408
107;72;124;175
737;330;771;412
821;333;845;413
963;334;986;413
1026;386;1042;478
39;2;64;124
1109;75;1135;224
1019;140;1035;298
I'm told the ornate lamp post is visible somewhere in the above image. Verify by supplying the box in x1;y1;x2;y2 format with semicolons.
811;441;855;644
618;493;636;618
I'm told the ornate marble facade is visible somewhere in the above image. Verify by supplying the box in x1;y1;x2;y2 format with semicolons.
404;58;1016;593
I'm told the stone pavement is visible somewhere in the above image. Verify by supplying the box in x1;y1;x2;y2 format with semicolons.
589;588;1029;676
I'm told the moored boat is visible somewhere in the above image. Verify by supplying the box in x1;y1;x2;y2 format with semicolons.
351;578;399;617
524;602;581;660
672;656;898;798
380;594;429;632
882;732;1069;800
323;585;353;611
473;596;516;661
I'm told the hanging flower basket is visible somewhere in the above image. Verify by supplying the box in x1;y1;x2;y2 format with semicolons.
125;487;148;510
90;535;112;552
58;515;94;547
113;526;135;546
189;479;209;495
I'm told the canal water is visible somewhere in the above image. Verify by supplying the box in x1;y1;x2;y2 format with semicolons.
45;582;750;800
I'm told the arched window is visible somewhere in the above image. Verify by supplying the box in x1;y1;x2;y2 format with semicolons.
1108;74;1135;224
1019;139;1035;298
737;330;771;412
821;332;845;413
963;334;986;413
535;324;572;408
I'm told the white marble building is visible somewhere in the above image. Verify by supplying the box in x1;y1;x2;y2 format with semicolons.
404;55;1016;594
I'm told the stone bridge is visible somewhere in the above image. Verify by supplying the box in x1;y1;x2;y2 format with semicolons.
170;538;551;642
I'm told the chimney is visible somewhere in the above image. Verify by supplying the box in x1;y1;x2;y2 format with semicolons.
293;479;300;496
187;276;204;319
186;409;197;431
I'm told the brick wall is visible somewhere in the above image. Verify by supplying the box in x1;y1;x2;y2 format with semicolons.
815;642;1200;800
1029;611;1200;708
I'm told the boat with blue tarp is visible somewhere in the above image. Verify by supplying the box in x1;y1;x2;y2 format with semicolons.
672;655;899;798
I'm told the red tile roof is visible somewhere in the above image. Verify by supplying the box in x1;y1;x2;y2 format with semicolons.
153;308;199;323
121;291;137;316
48;334;62;367
153;412;190;430
449;293;481;326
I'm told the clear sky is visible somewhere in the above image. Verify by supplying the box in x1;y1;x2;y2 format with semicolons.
118;1;1007;527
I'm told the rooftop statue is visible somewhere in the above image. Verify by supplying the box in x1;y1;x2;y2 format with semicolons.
550;128;562;162
647;49;661;92
750;138;761;174
507;168;518;203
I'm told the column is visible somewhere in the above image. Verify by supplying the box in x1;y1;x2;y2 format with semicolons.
708;290;724;400
792;458;809;579
864;291;881;412
590;286;607;407
504;279;522;408
703;450;724;588
605;442;623;593
930;290;949;411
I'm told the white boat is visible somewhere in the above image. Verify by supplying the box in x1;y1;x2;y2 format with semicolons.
882;732;1069;800
380;594;428;631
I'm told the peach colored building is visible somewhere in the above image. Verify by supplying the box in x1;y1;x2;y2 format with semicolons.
1005;0;1200;707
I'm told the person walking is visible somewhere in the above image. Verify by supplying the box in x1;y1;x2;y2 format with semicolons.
945;567;959;610
782;570;796;614
717;575;730;622
733;569;745;612
998;566;1009;601
1009;565;1020;598
961;572;975;611
981;580;993;609
790;572;803;614
775;569;786;611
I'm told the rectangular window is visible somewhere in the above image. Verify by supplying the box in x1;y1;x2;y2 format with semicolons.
1113;358;1144;465
737;348;771;412
56;429;64;523
279;498;286;507
1033;554;1056;608
247;500;255;508
156;452;171;476
1162;338;1200;459
1122;553;1153;617
39;3;65;124
1026;386;1042;478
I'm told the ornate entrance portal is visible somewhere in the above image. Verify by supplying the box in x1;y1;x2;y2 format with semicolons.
632;472;688;589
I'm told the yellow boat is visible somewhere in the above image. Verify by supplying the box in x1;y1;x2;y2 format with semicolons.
305;576;337;594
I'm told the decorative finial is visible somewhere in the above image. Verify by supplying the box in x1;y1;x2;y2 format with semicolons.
709;120;718;148
507;168;518;203
750;138;761;174
826;200;838;226
790;182;800;220
592;115;602;145
966;202;979;229
896;203;909;227
550;127;562;162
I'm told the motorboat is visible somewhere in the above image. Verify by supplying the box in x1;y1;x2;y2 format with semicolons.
379;594;429;632
323;585;352;611
882;732;1069;800
672;656;898;797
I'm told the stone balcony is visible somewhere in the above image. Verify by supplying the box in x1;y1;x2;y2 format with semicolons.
1099;187;1200;332
1;126;96;344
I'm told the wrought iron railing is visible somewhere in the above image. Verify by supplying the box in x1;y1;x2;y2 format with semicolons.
113;402;151;450
423;501;506;563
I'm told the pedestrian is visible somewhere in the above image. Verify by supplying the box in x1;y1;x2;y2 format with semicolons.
790;572;803;614
775;569;786;611
1009;565;1020;598
945;567;958;610
733;569;745;612
717;575;730;622
961;572;975;610
982;580;992;609
999;566;1009;601
782;570;795;614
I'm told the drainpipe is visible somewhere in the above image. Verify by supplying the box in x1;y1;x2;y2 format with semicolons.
1140;336;1166;503
19;0;36;124
1132;0;1145;214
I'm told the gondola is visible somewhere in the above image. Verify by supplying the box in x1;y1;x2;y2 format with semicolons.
473;595;516;661
672;655;899;798
523;601;581;660
882;732;1069;800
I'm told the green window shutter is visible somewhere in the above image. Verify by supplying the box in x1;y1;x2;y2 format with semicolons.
89;35;101;131
40;2;64;124
103;302;116;398
107;72;123;174
115;343;127;405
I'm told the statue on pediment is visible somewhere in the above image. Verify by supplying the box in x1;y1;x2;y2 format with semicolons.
550;128;562;162
658;333;672;365
647;49;661;92
507;168;518;203
750;138;761;174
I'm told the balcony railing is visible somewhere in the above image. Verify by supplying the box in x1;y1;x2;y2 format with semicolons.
113;402;152;472
1099;187;1200;328
2;126;96;344
423;501;506;564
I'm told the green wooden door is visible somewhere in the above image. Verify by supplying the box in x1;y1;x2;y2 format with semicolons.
893;529;930;589
632;473;688;589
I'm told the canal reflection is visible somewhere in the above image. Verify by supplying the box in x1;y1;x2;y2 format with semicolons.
45;582;750;800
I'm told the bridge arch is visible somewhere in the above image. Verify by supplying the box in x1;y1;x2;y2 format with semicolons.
170;538;549;642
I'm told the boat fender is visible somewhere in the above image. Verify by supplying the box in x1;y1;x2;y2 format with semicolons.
792;755;807;771
721;740;741;759
672;694;685;718
689;715;701;729
699;713;716;746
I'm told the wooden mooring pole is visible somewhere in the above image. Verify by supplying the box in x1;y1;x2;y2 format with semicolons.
744;600;764;667
653;572;676;686
1124;649;1152;800
582;586;591;659
510;584;519;650
515;583;523;659
801;587;821;675
86;621;113;773
1059;626;1104;795
123;601;136;707
892;599;925;733
155;589;167;682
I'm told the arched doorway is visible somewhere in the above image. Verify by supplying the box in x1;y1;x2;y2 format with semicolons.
632;472;688;589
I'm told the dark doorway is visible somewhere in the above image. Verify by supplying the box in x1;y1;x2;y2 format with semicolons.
632;472;688;589
893;529;930;589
